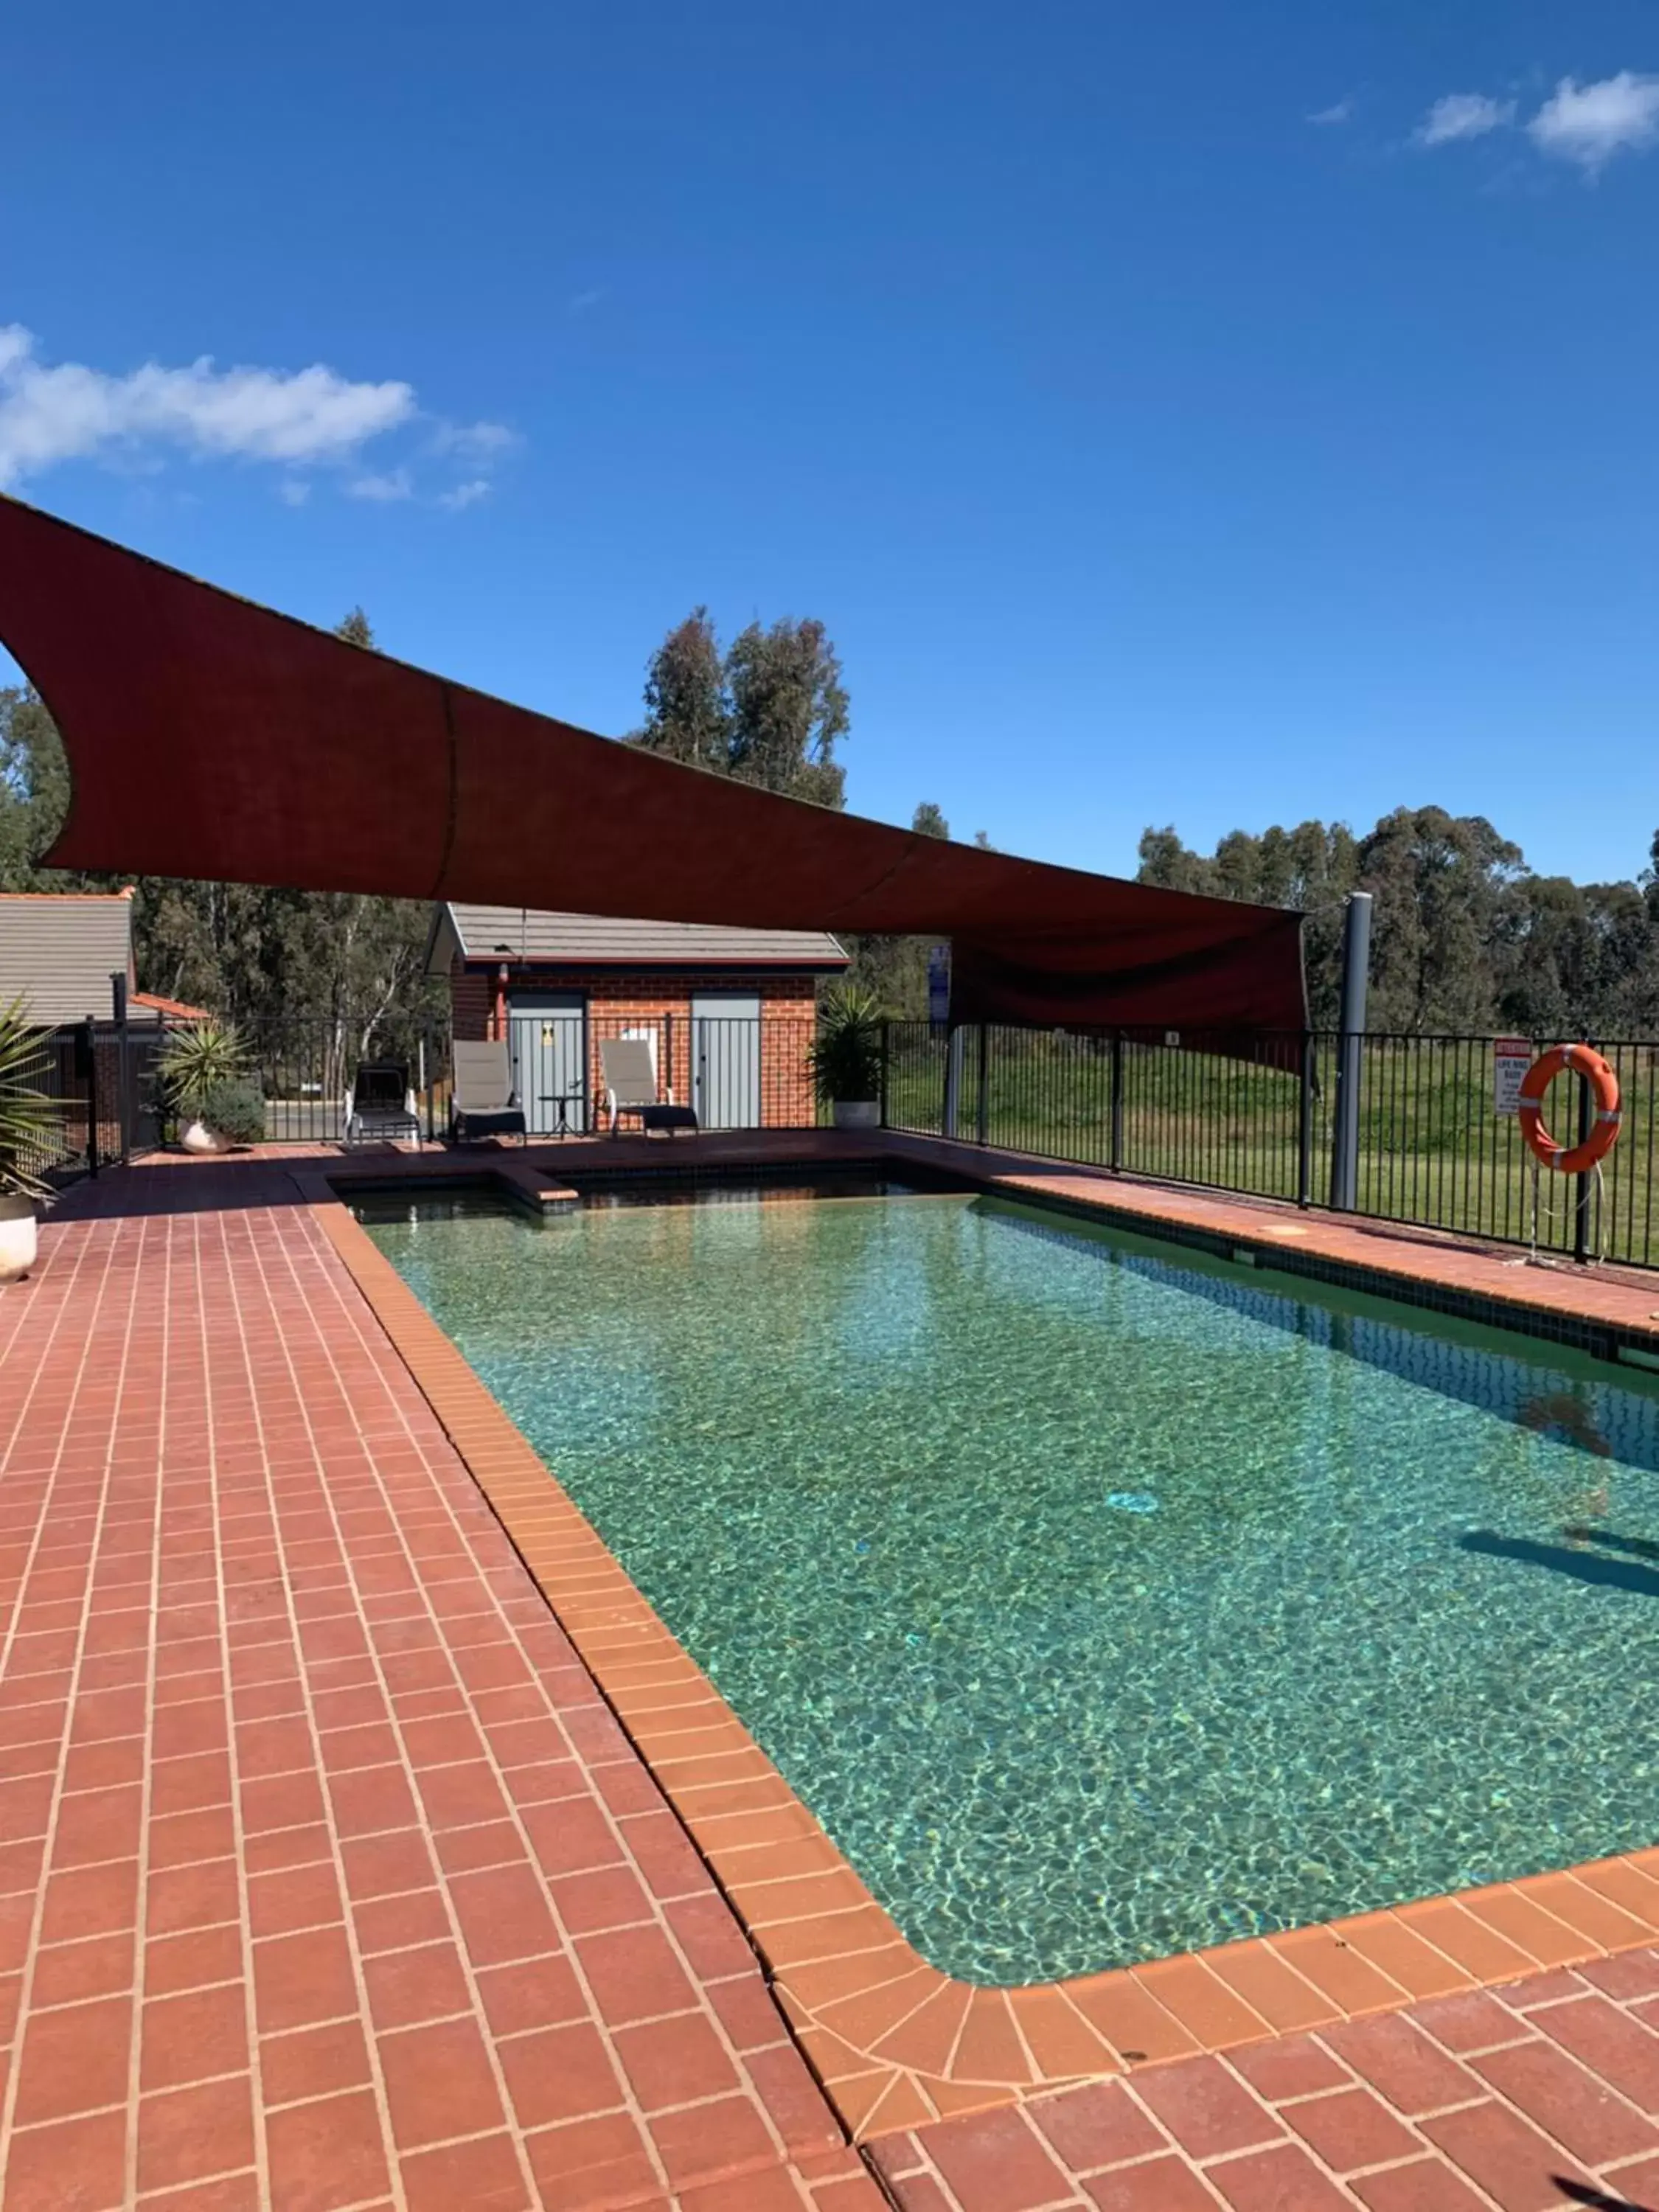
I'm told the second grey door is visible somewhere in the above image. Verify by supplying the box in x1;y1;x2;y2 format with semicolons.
692;994;762;1128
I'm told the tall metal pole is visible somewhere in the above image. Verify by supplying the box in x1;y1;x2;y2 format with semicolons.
1328;892;1373;1211
111;972;130;1167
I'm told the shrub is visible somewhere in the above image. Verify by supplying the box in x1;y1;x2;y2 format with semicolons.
0;995;60;1198
200;1080;266;1147
157;1020;251;1119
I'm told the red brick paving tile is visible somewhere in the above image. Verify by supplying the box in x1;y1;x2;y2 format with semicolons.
352;1884;451;1955
666;1889;765;1981
879;2176;956;2212
1599;2152;1659;2207
246;1860;344;1941
41;1857;140;1944
1529;1994;1659;2114
1281;2086;1422;2173
146;1858;240;1938
362;1938;473;2030
523;1795;628;1879
649;2091;782;2192
575;1923;698;2027
31;1930;136;2008
1082;2154;1220;2211
433;1817;529;1877
1472;2036;1659;2166
448;1859;562;1969
265;2086;394;2212
524;2110;664;2212
1582;1950;1659;2003
708;1972;793;2055
0;2107;128;2212
473;1950;586;2038
400;2130;533;2212
1411;1989;1534;2056
251;1924;359;2034
378;2013;508;2149
1230;2035;1352;2104
337;1826;436;1900
1320;2013;1481;2119
13;1992;133;2124
1349;2162;1509;2212
138;2175;264;2211
914;2101;1075;2210
551;1864;655;1936
1208;2142;1355;2211
499;2016;626;2130
611;2009;741;2112
324;1761;420;1838
136;2074;257;2194
140;1982;249;2091
1420;2098;1596;2211
147;1805;237;1871
1131;2053;1285;2160
257;2016;375;2107
142;1922;243;1999
747;2042;848;2156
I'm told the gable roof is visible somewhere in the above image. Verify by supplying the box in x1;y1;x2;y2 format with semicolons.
0;890;134;1025
429;903;847;976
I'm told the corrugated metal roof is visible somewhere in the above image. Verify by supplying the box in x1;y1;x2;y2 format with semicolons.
437;904;847;972
0;893;134;1025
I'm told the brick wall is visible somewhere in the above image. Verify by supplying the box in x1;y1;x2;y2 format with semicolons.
448;964;824;1127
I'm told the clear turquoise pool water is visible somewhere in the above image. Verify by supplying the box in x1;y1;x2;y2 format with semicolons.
360;1181;1659;1984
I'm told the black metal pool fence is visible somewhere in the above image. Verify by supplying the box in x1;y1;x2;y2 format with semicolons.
882;1023;1659;1273
24;1004;1659;1273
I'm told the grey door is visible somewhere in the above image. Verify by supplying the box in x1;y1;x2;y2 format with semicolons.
692;994;762;1128
509;995;587;1135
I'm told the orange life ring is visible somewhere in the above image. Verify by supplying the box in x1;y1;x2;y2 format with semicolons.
1517;1043;1621;1174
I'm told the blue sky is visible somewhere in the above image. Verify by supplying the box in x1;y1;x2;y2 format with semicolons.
4;1;1658;887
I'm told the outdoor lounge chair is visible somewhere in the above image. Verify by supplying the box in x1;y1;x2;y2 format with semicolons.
344;1061;421;1148
599;1037;698;1137
449;1040;527;1145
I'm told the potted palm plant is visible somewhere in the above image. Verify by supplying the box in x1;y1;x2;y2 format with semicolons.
157;1020;257;1152
809;984;885;1130
0;996;61;1282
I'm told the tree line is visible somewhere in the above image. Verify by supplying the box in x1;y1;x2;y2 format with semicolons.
1138;810;1659;1036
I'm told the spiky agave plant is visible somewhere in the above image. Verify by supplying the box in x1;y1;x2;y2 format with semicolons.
156;1019;251;1127
807;983;886;1104
0;996;61;1200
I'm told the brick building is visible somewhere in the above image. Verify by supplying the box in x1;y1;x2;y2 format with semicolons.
425;904;847;1133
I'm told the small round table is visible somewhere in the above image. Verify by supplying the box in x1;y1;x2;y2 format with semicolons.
539;1093;579;1138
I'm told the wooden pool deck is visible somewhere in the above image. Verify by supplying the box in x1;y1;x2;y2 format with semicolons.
6;1132;1659;2210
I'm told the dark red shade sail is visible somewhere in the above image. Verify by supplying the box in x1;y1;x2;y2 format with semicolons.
0;495;1305;1033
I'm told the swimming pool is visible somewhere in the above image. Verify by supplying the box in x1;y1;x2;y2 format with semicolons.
360;1180;1659;1984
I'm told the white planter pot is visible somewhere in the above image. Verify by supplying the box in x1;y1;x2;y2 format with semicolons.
180;1119;221;1155
0;1199;38;1284
832;1100;880;1130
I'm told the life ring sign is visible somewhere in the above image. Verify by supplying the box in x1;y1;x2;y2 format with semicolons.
1517;1043;1622;1174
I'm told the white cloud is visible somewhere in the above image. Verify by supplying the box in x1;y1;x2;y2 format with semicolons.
1528;72;1659;170
0;324;414;488
346;466;414;502
437;479;490;510
1307;99;1354;128
1416;92;1515;146
430;417;515;461
276;479;310;507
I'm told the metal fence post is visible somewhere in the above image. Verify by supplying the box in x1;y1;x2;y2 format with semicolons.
111;973;131;1166
1574;1039;1595;1264
878;1020;888;1129
83;1016;100;1179
1329;893;1373;1210
975;1026;990;1147
1297;1030;1315;1208
942;1025;962;1141
1109;1032;1124;1173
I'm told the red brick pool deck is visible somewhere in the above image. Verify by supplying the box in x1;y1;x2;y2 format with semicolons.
6;1136;1659;2211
